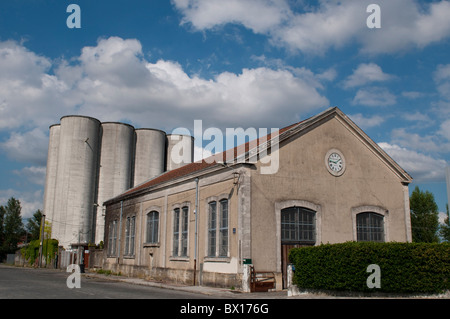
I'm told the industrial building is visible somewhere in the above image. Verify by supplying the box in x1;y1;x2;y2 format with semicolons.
42;115;194;249
100;107;413;290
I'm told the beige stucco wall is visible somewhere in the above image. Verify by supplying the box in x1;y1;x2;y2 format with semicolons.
250;116;411;273
103;169;242;287
101;112;411;290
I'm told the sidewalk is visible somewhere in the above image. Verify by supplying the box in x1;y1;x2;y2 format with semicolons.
82;269;450;299
82;270;289;299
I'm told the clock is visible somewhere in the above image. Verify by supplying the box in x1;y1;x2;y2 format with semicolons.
325;149;346;176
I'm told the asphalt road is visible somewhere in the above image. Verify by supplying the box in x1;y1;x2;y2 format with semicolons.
0;265;213;299
0;265;289;318
0;265;442;318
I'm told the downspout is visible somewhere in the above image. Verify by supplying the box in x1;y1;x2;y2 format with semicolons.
117;200;123;264
193;177;199;286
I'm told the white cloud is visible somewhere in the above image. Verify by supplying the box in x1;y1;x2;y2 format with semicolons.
403;112;433;123
55;37;329;130
349;113;385;129
173;0;450;55
0;188;43;219
0;128;49;165
352;87;396;107
13;166;47;186
378;142;447;182
0;41;72;130
434;64;450;82
391;128;450;154
173;0;290;33
401;91;426;99
434;64;450;102
439;211;448;225
439;119;450;141
342;63;394;89
0;37;330;164
431;64;450;116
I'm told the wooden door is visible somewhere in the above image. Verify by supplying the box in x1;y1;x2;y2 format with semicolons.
281;243;313;289
281;244;297;289
83;250;89;268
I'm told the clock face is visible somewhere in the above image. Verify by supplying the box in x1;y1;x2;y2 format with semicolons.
325;149;346;176
328;153;343;172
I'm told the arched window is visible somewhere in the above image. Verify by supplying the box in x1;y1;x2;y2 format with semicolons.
281;207;316;244
108;220;118;256
356;212;384;242
146;211;159;244
124;216;136;256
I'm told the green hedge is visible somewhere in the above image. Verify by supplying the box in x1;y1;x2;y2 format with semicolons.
289;242;450;294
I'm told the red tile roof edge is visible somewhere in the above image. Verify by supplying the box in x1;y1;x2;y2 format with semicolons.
105;116;308;204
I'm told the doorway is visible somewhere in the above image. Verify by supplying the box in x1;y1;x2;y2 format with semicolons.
280;206;316;289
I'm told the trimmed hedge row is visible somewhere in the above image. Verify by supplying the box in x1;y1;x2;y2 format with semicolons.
289;242;450;294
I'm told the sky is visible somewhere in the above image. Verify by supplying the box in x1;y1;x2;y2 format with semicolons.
0;0;449;222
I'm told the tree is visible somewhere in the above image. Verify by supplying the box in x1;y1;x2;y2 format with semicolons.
0;197;25;260
26;209;43;241
439;204;450;242
410;186;439;243
0;206;5;260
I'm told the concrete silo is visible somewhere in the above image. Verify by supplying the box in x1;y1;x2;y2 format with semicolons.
166;134;194;171
133;129;166;186
95;122;135;244
52;115;101;249
42;124;60;238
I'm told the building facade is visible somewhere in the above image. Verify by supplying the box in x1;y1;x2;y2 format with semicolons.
102;107;413;290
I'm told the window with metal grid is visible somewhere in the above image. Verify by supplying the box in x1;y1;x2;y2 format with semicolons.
208;199;229;257
173;208;180;256
219;199;228;257
181;206;189;257
208;201;217;257
146;211;159;244
356;212;384;242
281;207;316;244
172;206;189;257
108;220;117;256
125;216;135;256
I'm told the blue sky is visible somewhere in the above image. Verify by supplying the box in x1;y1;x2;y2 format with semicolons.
0;0;449;221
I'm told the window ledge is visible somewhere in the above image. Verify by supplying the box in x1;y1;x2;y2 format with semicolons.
143;243;160;248
204;257;230;263
169;256;190;262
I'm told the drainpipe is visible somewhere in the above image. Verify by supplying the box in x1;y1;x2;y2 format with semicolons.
193;178;199;286
117;200;123;264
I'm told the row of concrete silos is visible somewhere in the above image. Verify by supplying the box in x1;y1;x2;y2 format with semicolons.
43;115;194;249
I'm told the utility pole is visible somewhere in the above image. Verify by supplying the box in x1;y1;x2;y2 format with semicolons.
193;178;199;286
38;214;46;268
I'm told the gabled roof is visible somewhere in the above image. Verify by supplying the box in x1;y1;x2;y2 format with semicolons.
104;107;412;205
